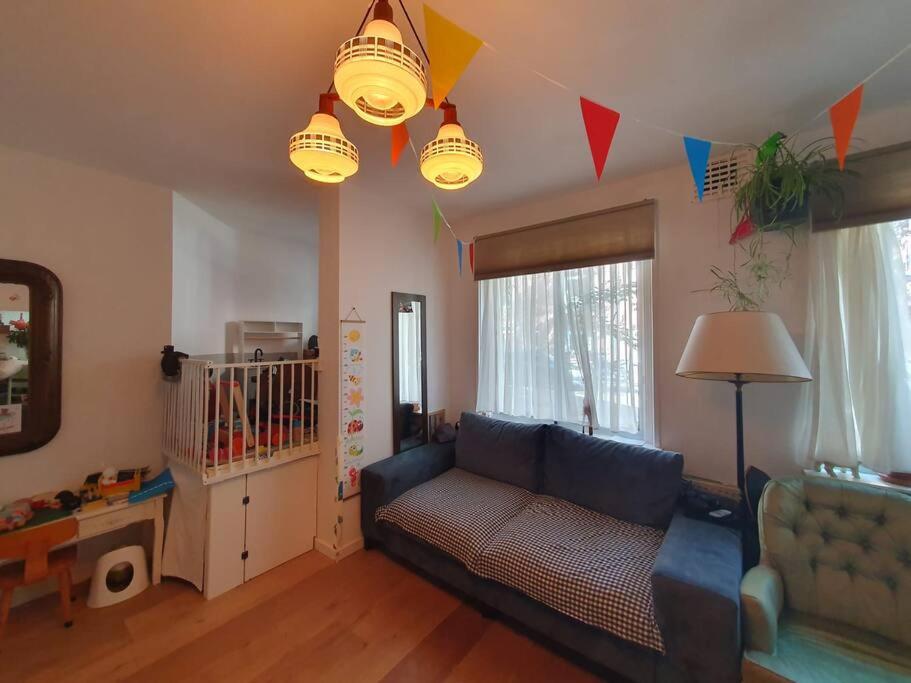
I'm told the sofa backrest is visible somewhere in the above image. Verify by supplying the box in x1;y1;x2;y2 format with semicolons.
455;412;545;491
541;425;683;529
760;477;911;647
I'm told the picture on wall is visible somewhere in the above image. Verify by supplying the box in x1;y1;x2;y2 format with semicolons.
339;318;366;499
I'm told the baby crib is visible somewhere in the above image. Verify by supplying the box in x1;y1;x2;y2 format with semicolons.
162;356;319;483
162;355;321;598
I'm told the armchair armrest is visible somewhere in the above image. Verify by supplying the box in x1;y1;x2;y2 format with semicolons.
740;564;783;654
360;441;455;543
651;512;742;683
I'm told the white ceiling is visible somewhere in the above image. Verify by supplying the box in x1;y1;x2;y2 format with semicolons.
1;0;910;235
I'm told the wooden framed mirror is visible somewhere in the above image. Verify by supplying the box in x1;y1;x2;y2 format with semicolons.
0;259;62;456
391;292;427;454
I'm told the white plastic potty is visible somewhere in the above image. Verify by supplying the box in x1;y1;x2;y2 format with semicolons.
87;545;150;608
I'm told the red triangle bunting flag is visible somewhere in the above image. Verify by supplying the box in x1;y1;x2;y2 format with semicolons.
829;85;864;171
580;97;620;181
391;123;409;167
468;241;475;273
729;215;755;245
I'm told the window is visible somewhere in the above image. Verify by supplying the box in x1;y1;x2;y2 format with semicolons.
477;260;654;443
802;219;911;474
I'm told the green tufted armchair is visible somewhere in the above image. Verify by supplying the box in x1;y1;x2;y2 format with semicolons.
741;476;911;683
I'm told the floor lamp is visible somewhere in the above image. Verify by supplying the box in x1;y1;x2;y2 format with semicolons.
676;312;811;496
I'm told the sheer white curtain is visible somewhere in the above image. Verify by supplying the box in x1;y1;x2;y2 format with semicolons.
398;304;422;404
477;260;654;441
800;221;911;474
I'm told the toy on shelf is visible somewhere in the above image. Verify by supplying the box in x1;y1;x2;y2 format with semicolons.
80;467;150;510
0;499;33;532
128;468;175;504
28;491;63;511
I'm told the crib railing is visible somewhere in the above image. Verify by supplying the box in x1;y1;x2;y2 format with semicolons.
163;358;319;483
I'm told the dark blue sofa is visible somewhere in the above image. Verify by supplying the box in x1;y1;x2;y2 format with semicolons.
361;413;742;683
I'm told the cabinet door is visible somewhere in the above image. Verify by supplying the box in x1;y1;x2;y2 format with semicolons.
205;475;247;599
244;456;318;581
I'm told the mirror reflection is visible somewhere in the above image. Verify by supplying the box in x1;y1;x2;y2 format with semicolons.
393;292;427;453
0;283;30;434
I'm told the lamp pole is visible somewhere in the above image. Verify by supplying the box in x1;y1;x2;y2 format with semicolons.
730;373;748;496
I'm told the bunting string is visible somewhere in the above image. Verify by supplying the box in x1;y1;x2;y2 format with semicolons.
481;39;749;146
800;40;911;131
482;34;911;148
388;3;911;271
407;136;460;241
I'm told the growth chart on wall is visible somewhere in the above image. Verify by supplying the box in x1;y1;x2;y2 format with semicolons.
339;312;366;500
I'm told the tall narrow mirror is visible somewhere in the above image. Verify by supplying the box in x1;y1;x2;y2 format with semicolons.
392;292;427;454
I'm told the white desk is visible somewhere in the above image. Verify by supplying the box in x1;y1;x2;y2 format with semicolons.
74;495;166;584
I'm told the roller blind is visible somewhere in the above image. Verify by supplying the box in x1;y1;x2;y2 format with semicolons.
812;141;911;231
473;199;656;280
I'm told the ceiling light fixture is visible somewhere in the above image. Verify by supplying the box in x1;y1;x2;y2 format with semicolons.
420;105;483;190
289;94;359;184
333;0;426;127
289;0;482;189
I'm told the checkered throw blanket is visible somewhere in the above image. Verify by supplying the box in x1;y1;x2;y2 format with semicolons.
375;468;533;567
473;495;666;653
375;471;666;654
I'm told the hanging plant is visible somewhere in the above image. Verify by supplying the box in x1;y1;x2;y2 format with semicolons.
734;134;846;238
706;133;853;310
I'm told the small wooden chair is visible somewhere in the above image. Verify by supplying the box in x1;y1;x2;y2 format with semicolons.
0;517;78;638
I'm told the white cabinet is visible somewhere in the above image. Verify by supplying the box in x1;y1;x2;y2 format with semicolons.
204;456;317;599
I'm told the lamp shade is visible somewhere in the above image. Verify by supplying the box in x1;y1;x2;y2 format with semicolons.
676;311;811;383
289;109;359;184
420;121;483;190
333;17;427;127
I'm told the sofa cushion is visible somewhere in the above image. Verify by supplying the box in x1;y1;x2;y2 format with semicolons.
374;468;533;567
542;425;683;528
472;495;666;653
455;412;545;491
743;612;911;683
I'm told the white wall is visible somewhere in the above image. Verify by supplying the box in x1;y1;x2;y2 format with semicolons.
0;144;172;502
443;107;911;485
316;170;451;552
171;193;319;355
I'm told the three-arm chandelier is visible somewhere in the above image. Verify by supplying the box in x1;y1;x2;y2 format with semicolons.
288;0;483;190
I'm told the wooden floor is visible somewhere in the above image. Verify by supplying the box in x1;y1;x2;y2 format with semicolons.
0;549;608;683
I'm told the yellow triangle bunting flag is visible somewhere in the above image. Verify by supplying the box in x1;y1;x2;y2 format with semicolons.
424;5;483;108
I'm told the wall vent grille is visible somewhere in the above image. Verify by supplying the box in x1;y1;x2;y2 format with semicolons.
696;151;748;201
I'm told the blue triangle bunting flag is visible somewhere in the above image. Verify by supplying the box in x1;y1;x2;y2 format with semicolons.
683;136;712;201
457;240;463;276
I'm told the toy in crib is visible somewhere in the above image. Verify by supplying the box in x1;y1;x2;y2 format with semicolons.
252;362;318;428
204;378;257;465
202;366;316;466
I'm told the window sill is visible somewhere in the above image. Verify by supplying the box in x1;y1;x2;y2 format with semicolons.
803;468;911;495
483;413;650;448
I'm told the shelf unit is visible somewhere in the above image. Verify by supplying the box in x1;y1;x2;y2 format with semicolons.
235;321;308;359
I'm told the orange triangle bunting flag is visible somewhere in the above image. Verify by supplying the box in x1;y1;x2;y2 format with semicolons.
391;123;409;167
580;97;621;181
829;84;864;171
424;5;483;108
